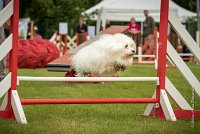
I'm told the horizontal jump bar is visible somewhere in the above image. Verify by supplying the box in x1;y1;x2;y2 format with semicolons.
21;98;159;105
17;76;159;82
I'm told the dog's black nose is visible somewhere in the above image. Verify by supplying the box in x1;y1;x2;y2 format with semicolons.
132;50;136;54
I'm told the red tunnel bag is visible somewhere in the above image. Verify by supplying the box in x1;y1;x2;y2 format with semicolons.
7;39;59;68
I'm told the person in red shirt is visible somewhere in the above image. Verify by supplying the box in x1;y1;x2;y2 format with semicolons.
127;17;141;47
128;17;141;34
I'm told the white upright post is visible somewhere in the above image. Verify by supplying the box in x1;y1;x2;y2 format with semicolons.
96;8;103;34
138;46;142;62
101;11;106;31
160;90;177;121
11;90;27;124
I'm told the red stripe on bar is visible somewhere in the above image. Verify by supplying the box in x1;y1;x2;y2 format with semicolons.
21;98;159;105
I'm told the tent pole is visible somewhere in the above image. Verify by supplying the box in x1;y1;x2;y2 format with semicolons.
197;0;200;32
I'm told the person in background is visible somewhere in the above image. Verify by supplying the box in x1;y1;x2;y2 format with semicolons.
76;18;88;45
143;10;155;45
32;26;42;40
27;22;31;39
128;17;141;33
4;20;10;38
76;18;87;34
127;17;141;47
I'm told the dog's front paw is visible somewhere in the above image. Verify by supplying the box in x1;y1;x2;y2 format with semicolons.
120;65;127;71
114;64;127;71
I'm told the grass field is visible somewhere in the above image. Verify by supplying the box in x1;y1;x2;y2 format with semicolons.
0;63;200;134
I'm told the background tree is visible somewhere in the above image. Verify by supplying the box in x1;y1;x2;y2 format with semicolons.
19;0;197;38
172;0;196;12
20;0;101;38
173;0;197;38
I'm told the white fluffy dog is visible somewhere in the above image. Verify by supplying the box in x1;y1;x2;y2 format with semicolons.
72;33;136;76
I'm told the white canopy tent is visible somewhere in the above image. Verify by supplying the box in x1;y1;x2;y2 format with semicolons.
82;0;196;33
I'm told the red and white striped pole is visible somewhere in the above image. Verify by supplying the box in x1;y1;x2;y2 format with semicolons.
7;0;19;113
156;0;169;116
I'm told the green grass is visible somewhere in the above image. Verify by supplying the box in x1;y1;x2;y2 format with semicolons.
0;63;200;134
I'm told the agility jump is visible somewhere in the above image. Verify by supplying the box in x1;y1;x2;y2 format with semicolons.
0;0;200;124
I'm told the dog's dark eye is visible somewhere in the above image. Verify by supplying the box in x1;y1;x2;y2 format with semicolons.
125;44;128;48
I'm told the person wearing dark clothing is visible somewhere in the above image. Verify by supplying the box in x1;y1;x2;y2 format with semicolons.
76;18;88;45
143;10;155;45
76;18;88;33
4;20;10;38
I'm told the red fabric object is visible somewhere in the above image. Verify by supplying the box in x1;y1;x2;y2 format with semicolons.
7;39;59;68
65;69;76;77
64;69;99;78
64;69;101;84
32;35;43;40
127;22;141;31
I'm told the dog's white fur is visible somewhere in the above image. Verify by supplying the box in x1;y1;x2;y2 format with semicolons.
72;33;136;76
